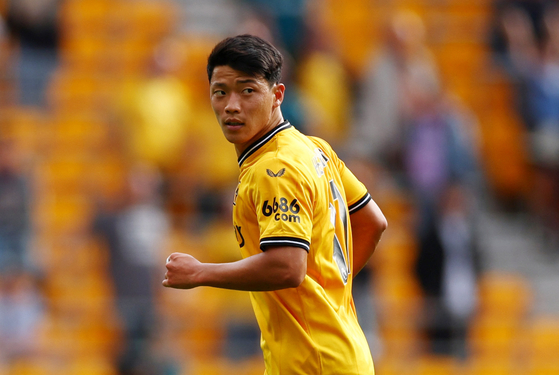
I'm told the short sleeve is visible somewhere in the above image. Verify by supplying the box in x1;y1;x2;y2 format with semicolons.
308;135;371;214
248;157;313;252
325;145;371;214
338;160;371;214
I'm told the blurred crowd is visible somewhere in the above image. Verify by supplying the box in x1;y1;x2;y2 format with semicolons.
490;0;559;247
0;0;558;374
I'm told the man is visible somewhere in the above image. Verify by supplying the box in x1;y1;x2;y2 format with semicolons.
163;34;387;375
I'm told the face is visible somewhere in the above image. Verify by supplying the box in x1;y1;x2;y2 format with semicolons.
210;65;285;155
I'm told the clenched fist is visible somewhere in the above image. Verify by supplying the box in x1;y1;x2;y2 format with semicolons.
162;252;203;289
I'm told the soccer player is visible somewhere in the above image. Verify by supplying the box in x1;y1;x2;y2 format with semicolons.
163;34;387;375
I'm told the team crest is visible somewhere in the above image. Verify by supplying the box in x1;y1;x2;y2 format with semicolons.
266;168;286;177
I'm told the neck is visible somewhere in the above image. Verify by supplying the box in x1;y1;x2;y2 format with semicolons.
234;109;285;157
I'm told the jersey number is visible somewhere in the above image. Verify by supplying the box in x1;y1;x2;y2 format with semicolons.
329;180;349;284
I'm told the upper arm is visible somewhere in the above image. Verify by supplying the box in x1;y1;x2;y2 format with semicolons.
350;198;387;233
260;246;308;288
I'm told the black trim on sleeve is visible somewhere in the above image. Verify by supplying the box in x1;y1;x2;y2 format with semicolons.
260;236;310;252
348;193;371;214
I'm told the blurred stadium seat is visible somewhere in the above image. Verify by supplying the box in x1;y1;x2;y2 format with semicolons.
1;0;558;373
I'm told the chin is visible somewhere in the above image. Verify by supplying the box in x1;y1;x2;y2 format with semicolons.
222;131;246;145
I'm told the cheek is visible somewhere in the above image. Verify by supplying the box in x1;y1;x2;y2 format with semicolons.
252;96;273;116
210;100;223;116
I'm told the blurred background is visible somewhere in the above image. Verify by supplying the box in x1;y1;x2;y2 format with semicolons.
1;0;559;374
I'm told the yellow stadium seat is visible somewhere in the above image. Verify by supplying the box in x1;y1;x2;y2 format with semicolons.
526;361;559;375
370;220;417;276
34;194;93;235
374;273;423;318
526;316;559;363
438;0;491;13
375;273;423;358
433;44;487;83
6;359;54;375
124;0;177;41
48;70;109;113
319;0;379;77
59;35;108;72
59;0;113;36
476;272;533;321
35;156;90;196
379;324;423;360
463;357;515;375
86;154;128;201
373;356;413;375
476;76;532;202
412;355;459;375
426;9;490;45
175;36;220;102
298;51;352;148
0;106;46;159
68;356;117;375
469;315;523;360
49;112;108;152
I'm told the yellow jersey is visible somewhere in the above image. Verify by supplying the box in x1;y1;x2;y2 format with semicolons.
232;121;374;375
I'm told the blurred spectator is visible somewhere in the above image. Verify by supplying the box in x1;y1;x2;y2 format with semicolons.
174;0;243;38
5;0;60;107
296;12;352;149
0;270;44;367
527;6;559;248
415;182;482;358
93;163;173;375
115;37;192;173
489;0;552;74
405;85;482;358
491;1;545;130
496;2;559;248
347;10;483;355
350;10;441;170
241;0;308;60
0;13;12;106
0;137;31;273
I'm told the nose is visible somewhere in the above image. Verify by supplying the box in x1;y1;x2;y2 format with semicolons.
225;92;241;114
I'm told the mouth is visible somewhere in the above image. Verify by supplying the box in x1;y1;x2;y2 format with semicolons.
224;119;245;129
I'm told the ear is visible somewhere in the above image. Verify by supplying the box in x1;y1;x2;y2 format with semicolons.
272;83;285;108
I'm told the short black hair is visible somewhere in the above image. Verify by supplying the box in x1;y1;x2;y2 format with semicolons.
207;34;283;86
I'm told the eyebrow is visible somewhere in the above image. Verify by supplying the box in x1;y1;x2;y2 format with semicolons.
210;78;260;88
236;78;258;84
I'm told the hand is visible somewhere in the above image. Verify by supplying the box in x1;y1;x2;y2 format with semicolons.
162;252;203;289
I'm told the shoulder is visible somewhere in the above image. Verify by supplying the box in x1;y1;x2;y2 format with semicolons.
250;151;312;182
246;134;317;183
306;135;337;158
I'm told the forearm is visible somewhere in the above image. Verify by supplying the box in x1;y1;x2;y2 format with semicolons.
164;246;307;291
197;252;303;291
352;225;383;276
351;199;387;276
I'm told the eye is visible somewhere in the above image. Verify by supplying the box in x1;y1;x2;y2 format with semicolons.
243;88;254;94
213;90;226;97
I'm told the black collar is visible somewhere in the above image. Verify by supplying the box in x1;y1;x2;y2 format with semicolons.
237;120;292;167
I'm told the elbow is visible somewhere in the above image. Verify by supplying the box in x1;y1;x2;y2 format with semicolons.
355;200;387;237
281;268;305;289
276;263;306;289
377;214;388;234
292;270;306;288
